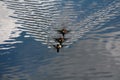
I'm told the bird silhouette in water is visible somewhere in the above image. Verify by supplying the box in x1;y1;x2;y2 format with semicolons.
54;36;68;45
56;28;70;37
53;28;70;52
53;44;62;53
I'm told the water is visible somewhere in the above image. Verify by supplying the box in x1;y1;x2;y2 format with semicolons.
0;0;120;80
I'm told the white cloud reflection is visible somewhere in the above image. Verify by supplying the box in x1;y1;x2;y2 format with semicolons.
0;2;21;45
105;31;120;64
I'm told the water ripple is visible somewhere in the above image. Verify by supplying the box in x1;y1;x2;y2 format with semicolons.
0;0;120;80
0;1;22;50
1;0;119;48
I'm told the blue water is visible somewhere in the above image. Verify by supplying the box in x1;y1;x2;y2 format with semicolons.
0;0;120;80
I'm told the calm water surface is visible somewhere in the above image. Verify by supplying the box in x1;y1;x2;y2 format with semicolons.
0;0;120;80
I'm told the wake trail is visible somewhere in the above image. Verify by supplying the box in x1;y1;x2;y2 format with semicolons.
65;0;120;45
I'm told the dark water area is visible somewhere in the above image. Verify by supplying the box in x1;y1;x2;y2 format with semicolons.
0;0;120;80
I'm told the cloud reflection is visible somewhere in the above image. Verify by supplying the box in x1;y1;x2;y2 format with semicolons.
0;2;22;50
0;0;120;80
